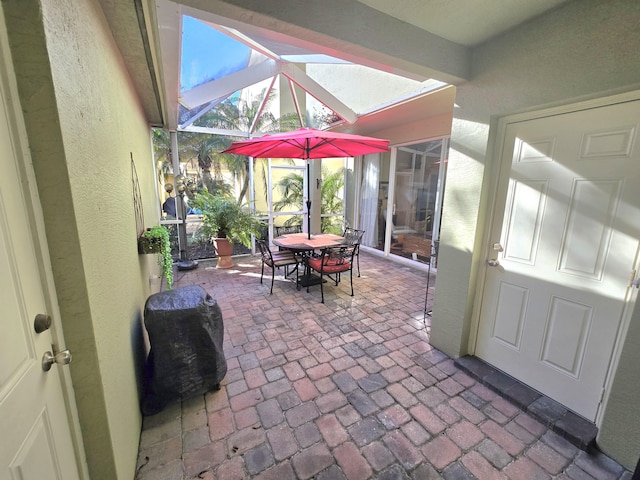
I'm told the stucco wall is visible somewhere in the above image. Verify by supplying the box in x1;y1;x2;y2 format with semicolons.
431;0;640;468
5;0;158;478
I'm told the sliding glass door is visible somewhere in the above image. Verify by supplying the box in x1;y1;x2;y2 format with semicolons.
357;138;447;265
357;152;391;252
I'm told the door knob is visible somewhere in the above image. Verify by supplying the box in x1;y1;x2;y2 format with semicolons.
487;259;500;267
34;314;52;333
42;349;72;372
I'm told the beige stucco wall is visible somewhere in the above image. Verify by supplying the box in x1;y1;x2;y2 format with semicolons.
431;0;640;469
4;0;159;478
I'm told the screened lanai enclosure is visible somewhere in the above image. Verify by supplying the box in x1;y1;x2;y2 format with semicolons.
152;12;450;269
154;132;448;269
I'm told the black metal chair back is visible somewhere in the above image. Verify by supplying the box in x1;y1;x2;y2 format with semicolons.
306;244;357;303
274;224;303;254
343;227;365;276
274;224;302;236
256;238;299;294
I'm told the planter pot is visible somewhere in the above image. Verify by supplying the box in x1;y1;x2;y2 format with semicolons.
138;236;164;254
213;237;233;269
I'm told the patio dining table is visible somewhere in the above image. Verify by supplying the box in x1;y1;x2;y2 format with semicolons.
272;233;347;287
272;232;346;252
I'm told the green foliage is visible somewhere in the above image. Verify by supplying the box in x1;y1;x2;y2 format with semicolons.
273;165;345;232
153;91;302;207
191;189;263;248
140;226;173;289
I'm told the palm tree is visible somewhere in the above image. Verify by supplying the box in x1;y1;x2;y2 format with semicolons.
194;89;301;204
152;128;172;180
177;131;229;196
153;89;301;204
273;165;345;233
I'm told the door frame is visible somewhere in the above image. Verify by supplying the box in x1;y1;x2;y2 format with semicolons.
266;158;307;243
0;7;88;477
469;90;640;425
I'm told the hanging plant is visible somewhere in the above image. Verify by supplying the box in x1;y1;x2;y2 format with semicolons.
138;226;173;289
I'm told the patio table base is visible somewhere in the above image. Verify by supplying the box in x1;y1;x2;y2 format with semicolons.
298;273;326;288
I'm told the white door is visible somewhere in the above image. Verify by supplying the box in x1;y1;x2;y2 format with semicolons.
0;22;81;479
476;100;640;420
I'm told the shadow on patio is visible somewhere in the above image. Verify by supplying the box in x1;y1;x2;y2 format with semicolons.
135;252;630;480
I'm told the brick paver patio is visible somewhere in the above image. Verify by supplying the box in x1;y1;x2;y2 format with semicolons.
135;252;632;480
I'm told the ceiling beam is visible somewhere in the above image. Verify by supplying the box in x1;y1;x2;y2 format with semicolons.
179;125;262;138
154;0;182;129
178;0;470;84
179;59;281;109
280;63;358;124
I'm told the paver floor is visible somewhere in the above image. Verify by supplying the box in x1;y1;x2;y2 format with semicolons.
135;252;632;480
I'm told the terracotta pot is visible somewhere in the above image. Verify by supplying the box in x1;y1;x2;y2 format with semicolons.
213;237;233;269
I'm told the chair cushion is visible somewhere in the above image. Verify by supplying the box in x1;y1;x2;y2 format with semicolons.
308;257;350;274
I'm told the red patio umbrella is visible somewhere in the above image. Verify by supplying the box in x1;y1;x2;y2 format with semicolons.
221;127;390;239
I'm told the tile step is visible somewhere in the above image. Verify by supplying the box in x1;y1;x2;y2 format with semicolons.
454;355;598;451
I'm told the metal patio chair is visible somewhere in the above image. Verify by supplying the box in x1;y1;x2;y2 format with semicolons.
256;239;299;294
306;244;357;303
343;227;365;277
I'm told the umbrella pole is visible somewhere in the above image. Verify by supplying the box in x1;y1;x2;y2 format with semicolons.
307;161;311;239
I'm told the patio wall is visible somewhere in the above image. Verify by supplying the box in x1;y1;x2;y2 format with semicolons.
431;0;640;469
4;0;159;478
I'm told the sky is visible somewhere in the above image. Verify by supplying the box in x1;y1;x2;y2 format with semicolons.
180;15;251;92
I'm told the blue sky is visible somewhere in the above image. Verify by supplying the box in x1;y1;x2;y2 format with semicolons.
180;16;251;92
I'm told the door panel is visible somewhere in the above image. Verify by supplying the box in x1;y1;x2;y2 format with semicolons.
541;296;591;377
11;413;59;478
503;179;547;264
476;100;640;420
558;179;621;279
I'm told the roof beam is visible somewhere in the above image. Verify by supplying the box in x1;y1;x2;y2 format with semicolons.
154;0;182;129
178;0;470;84
179;58;281;109
209;24;281;62
179;125;265;138
280;63;357;124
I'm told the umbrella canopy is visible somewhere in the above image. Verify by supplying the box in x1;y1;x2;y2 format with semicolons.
222;128;389;238
222;127;390;159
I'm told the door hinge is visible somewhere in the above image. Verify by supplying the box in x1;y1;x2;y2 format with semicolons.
629;269;638;288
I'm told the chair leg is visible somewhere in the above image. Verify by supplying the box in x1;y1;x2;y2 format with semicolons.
320;271;324;303
270;265;275;294
350;268;354;296
356;251;361;277
260;261;264;284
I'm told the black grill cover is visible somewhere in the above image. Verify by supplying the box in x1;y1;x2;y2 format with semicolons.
141;285;226;415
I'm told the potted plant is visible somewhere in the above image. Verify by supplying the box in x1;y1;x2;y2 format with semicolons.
191;189;263;268
138;226;173;289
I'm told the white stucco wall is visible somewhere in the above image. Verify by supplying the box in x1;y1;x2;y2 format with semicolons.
431;0;640;469
5;1;159;478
